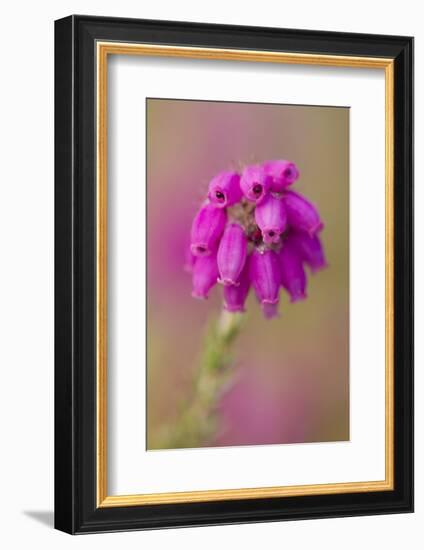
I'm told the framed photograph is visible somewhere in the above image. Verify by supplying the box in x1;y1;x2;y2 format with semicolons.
54;15;413;534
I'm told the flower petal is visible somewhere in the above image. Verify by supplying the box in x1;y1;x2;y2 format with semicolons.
223;256;251;312
191;252;219;299
208;171;242;208
190;202;227;257
240;164;271;203
254;194;287;244
283;190;323;235
287;231;327;273
279;241;307;302
263;160;299;192
217;223;248;286
250;249;281;318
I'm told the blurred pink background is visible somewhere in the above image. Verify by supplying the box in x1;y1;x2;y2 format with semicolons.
146;98;349;449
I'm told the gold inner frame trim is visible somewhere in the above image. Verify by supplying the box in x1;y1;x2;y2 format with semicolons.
96;42;395;508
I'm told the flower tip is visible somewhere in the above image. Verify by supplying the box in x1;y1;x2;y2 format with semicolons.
218;277;240;287
262;228;281;244
240;164;270;203
208;171;242;208
284;164;300;185
190;243;211;257
207;188;227;208
223;302;246;313
261;301;280;319
262;297;279;305
263;160;299;192
290;291;307;303
311;262;328;274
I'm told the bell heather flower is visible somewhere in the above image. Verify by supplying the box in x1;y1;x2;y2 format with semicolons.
217;223;247;286
187;159;327;318
283;190;323;235
208;171;243;208
287;231;327;273
240;164;270;203
250;249;281;318
224;258;250;313
279;241;307;302
254;194;287;244
263;160;299;192
191;252;219;300
190;202;227;257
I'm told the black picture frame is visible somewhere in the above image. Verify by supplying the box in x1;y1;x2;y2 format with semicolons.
55;14;414;534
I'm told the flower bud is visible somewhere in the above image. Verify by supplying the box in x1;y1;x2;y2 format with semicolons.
224;257;250;313
283;190;323;235
250;249;281;318
240;164;270;203
287;231;327;273
263;160;299;192
217;223;248;286
190;202;227;257
254;194;287;244
208;171;242;208
279;241;307;302
191;252;219;299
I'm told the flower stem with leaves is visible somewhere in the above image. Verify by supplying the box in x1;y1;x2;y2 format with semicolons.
155;310;244;449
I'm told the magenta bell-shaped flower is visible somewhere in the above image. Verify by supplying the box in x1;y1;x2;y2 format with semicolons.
254;194;287;244
208;171;242;208
279;241;307;302
263;160;299;192
191;252;219;299
240;164;270;203
217;223;248;286
287;231;327;273
283;190;323;235
224;257;250;313
250;249;281;318
190;202;227;257
187;159;327;319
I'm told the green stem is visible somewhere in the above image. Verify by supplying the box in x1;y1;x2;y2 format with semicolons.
154;310;245;449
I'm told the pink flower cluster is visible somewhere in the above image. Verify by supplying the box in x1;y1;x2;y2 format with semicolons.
186;160;327;319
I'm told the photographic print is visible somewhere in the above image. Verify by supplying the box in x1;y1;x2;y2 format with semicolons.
55;17;413;533
146;98;349;450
